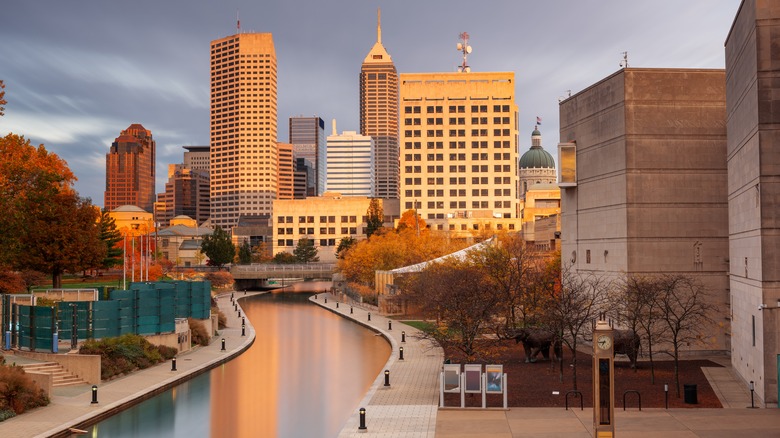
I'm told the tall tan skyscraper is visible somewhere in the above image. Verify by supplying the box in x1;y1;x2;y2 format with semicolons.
360;10;399;199
104;123;156;212
210;33;278;229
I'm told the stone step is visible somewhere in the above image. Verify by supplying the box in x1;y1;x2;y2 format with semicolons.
21;361;88;387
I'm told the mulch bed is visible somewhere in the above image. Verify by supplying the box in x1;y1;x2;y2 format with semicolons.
441;339;722;409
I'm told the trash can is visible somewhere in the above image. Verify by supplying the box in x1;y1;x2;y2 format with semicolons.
683;384;698;404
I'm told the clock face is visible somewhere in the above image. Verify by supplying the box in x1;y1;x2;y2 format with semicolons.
597;335;612;350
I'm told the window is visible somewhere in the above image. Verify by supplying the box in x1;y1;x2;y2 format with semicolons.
586;250;591;264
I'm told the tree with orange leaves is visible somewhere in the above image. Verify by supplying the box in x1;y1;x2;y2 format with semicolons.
0;133;104;287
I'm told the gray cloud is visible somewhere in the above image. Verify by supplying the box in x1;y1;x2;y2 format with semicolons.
0;0;740;207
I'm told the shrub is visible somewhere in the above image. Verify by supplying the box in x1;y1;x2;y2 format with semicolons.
205;271;233;288
80;334;175;380
188;318;210;347
0;363;49;415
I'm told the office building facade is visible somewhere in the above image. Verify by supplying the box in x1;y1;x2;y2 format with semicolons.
398;71;520;235
360;10;399;199
326;122;375;197
104;123;156;212
210;33;278;229
289;116;326;196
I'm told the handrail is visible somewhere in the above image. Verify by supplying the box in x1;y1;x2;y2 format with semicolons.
565;390;583;411
623;390;641;411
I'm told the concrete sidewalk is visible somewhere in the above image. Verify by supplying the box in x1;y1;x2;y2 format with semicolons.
0;291;259;438
311;293;443;437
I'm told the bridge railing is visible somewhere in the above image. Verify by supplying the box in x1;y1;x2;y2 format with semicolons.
232;263;337;273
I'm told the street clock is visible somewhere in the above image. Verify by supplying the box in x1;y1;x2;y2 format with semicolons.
593;320;615;437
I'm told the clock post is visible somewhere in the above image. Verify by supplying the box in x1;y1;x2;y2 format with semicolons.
592;319;615;437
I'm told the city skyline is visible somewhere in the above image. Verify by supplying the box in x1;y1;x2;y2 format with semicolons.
0;1;740;206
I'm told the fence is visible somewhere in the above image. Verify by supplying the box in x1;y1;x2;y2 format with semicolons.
2;280;211;353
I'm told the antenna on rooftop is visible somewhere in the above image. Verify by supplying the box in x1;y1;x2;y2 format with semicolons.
237;10;241;34
456;32;472;73
620;51;628;68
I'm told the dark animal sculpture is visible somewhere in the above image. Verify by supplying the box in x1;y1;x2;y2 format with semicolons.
510;328;562;363
612;329;641;369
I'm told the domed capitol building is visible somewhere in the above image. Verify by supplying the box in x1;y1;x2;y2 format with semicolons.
519;126;556;199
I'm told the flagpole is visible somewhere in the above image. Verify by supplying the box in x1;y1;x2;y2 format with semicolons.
123;235;126;290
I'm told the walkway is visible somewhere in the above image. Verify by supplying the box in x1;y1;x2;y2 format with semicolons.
311;293;443;438
0;291;259;438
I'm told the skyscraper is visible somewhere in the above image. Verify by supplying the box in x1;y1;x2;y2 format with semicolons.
104;123;156;212
360;9;399;199
156;163;210;228
289;116;326;196
327;120;374;198
210;33;278;229
277;142;294;200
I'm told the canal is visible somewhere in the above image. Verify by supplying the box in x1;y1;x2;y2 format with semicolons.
86;281;391;437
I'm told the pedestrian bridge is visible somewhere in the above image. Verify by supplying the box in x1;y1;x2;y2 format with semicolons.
231;263;337;290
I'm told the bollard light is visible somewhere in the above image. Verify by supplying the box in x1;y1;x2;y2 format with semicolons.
384;369;390;387
399;346;404;361
368;312;371;321
242;323;246;337
221;338;226;351
238;310;241;318
402;331;406;343
358;407;367;430
91;385;98;404
336;302;339;309
664;384;669;409
315;294;318;300
350;306;353;314
171;357;177;371
325;297;328;304
749;380;756;408
242;317;246;325
388;320;392;331
231;292;234;299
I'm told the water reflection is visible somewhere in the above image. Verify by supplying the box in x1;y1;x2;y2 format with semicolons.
88;281;390;437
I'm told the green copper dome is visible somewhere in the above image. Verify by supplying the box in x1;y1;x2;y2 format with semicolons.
520;146;555;169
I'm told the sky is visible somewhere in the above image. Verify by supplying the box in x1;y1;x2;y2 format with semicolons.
0;0;741;207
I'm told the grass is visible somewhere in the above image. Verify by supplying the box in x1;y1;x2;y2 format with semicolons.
400;320;435;332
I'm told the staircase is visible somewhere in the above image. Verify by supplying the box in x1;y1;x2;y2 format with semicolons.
22;362;87;387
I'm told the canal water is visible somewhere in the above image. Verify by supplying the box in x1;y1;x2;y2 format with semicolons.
86;281;391;437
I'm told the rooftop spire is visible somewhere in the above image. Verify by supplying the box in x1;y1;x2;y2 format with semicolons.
377;8;382;44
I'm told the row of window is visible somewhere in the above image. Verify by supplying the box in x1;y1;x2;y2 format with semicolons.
278;215;360;224
277;227;359;235
404;105;512;114
277;238;340;247
403;117;512;126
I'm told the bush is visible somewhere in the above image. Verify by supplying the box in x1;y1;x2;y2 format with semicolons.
0;409;16;422
188;318;210;347
205;271;233;288
0;363;49;415
79;334;175;380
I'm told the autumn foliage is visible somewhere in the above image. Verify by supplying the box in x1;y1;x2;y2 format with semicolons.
0;358;49;416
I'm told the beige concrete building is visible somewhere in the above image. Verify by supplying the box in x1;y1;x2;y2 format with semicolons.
210;33;277;229
272;193;400;262
399;71;520;237
558;68;730;350
520;183;561;246
326;122;375;197
360;10;399;199
725;0;780;406
277;142;294;200
155;221;213;267
108;205;153;236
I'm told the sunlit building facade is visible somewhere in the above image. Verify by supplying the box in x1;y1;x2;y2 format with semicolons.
210;33;278;229
399;71;520;235
326;123;375;197
360;10;399;199
104;124;156;212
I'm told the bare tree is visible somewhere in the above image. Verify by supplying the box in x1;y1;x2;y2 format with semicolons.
656;274;713;397
401;257;502;360
544;264;610;389
614;275;668;381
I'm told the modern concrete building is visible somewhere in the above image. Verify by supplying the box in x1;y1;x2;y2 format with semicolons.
210;33;277;229
155;222;213;267
520;183;561;246
294;157;314;199
272;193;400;262
156;164;210;228
326;121;375;197
360;9;399;199
289;116;326;196
725;0;780;406
558;68;730;350
277;142;295;200
104;124;156;212
399;71;520;236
